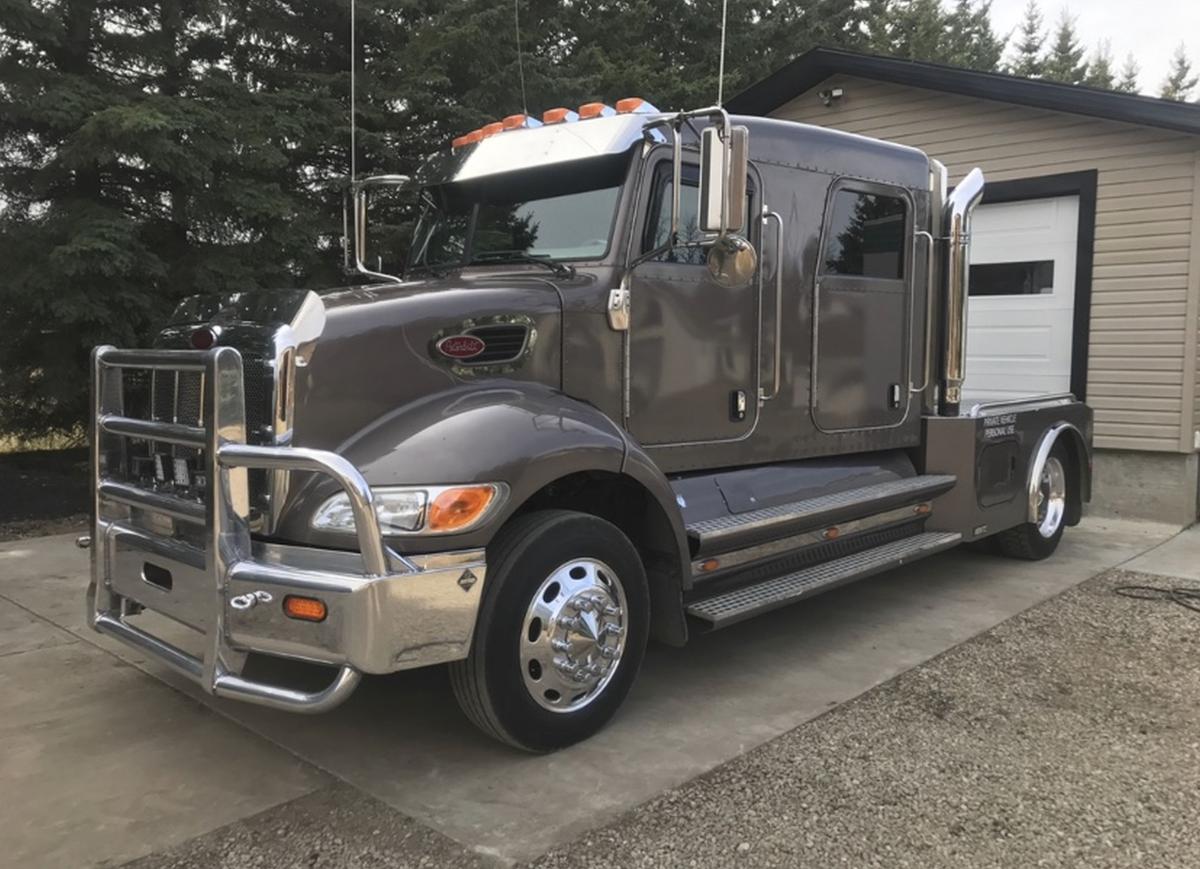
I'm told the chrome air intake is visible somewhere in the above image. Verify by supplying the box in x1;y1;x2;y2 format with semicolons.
940;167;985;416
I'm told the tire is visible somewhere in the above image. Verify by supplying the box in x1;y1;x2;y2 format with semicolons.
994;442;1070;561
449;509;650;752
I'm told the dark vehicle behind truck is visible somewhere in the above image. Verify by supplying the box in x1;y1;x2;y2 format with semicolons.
84;99;1091;750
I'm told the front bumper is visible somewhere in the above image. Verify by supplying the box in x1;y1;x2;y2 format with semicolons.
89;346;486;713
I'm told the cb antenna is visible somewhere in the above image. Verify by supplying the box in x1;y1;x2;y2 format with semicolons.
350;0;358;183
514;0;529;114
717;0;729;105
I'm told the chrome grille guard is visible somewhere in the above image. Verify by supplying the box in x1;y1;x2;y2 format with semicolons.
89;345;390;712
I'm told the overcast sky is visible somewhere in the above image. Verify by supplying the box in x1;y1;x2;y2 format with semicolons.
969;0;1199;96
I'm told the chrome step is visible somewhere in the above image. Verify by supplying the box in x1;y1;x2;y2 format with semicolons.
686;474;956;557
686;531;962;629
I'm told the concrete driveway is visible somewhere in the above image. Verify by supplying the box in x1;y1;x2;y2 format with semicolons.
0;517;1179;867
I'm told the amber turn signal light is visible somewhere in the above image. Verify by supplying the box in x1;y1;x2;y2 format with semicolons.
283;595;327;622
578;102;609;119
428;486;496;533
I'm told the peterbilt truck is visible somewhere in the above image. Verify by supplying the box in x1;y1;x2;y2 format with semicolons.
85;99;1092;751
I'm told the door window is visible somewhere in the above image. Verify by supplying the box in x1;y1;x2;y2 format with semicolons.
643;163;754;265
646;170;706;264
820;190;907;280
969;260;1055;296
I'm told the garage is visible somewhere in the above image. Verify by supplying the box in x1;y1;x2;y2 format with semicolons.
963;194;1080;403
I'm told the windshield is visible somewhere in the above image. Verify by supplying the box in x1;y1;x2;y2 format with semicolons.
408;152;629;271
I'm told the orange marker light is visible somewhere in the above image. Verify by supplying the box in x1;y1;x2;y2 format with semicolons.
451;133;473;149
428;486;496;533
823;526;840;541
578;102;610;119
699;558;721;573
502;113;528;130
543;107;572;124
283;595;327;622
479;122;504;139
616;97;645;113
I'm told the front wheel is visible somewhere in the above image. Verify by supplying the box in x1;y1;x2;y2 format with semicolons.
994;443;1070;561
449;510;650;751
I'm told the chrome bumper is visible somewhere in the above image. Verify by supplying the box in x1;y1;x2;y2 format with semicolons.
89;346;486;713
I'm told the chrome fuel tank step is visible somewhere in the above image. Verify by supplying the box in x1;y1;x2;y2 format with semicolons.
686;531;962;629
685;474;956;558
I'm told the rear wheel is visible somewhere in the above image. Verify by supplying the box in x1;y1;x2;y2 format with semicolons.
449;510;650;751
994;443;1069;561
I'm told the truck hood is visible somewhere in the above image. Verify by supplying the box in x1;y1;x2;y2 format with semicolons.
162;272;568;451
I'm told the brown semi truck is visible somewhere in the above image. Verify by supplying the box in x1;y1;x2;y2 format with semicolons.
84;101;1092;751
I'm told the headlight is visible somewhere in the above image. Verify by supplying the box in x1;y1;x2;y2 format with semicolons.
310;483;505;536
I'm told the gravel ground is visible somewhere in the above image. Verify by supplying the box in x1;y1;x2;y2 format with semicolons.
122;783;493;869
115;567;1200;868
530;569;1200;869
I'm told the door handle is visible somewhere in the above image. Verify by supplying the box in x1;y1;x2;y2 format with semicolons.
759;210;784;402
910;229;936;394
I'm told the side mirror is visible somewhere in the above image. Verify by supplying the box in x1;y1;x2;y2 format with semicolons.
699;125;748;233
344;174;411;283
706;234;758;288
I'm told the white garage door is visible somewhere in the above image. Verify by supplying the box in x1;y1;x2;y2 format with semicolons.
962;195;1078;403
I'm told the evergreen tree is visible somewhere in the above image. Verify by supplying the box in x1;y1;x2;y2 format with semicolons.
1160;44;1198;101
1008;0;1046;79
873;0;949;64
1042;11;1088;85
945;0;1006;71
1083;40;1114;90
1115;53;1140;93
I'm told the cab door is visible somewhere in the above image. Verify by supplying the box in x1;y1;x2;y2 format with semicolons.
627;160;759;445
812;181;913;431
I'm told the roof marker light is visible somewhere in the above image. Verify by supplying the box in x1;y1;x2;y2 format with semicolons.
451;128;484;149
616;97;660;115
578;102;614;120
479;121;504;139
501;113;542;130
542;107;578;124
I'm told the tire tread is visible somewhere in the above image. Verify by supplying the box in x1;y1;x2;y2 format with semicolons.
449;510;596;751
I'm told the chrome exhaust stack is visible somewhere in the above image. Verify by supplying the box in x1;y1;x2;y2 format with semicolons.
940;167;985;416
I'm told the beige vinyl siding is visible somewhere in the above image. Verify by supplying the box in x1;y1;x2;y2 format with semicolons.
1190;153;1200;450
772;74;1200;452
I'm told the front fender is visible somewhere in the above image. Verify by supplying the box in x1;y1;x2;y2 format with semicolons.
277;382;686;564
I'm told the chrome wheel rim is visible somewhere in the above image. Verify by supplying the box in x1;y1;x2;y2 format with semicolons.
1036;456;1067;539
520;558;628;713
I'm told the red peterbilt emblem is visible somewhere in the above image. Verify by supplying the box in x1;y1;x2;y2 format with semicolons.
436;334;486;360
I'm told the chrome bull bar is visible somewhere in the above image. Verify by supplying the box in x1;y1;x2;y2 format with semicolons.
89;345;484;713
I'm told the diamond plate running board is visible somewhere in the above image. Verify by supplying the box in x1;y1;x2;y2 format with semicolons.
686;531;962;629
685;474;956;558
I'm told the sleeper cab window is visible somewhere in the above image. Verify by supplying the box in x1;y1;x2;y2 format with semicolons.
644;163;754;266
821;188;907;280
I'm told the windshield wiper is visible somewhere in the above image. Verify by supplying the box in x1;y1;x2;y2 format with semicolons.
470;250;576;279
